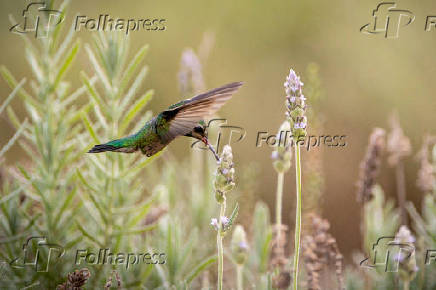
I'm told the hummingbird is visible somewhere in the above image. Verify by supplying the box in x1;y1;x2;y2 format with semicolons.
88;82;243;160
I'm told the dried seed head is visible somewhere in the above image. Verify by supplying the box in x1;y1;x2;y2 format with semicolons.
144;206;168;225
270;224;290;289
272;121;292;173
104;270;122;289
273;271;291;289
270;224;289;270
356;128;386;203
57;268;91;290
387;113;411;166
231;225;249;265
285;69;307;139
302;214;344;290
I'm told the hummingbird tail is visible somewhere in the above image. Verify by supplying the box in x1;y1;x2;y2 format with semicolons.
88;144;119;153
88;139;136;154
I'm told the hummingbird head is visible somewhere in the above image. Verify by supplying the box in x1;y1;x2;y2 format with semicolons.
191;125;207;141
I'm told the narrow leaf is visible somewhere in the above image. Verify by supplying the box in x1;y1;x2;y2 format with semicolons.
120;90;153;133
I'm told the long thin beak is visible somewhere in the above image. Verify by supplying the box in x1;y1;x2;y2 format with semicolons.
202;137;220;161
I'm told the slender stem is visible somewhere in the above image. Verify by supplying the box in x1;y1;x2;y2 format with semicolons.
395;161;408;225
217;199;226;290
275;172;284;249
403;280;410;290
292;144;302;290
236;264;243;290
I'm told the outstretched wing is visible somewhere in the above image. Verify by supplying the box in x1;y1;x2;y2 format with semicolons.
156;82;243;143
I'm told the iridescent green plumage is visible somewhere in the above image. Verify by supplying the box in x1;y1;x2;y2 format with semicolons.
88;82;243;159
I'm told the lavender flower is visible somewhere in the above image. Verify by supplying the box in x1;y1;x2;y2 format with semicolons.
272;121;292;173
394;226;418;284
211;216;230;231
214;145;235;203
178;48;205;96
231;225;249;265
285;69;307;138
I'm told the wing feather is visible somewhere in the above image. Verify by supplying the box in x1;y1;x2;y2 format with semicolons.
157;82;243;142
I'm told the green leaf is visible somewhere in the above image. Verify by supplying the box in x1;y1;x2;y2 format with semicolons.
6;106;21;130
113;224;157;235
121;150;163;178
62;76;97;108
119;45;149;94
184;255;217;285
0;78;25;115
76;170;108;224
0;119;28;158
53;17;76;65
85;44;112;90
119;90;153;134
224;203;239;231
126;195;157;228
53;186;77;225
0;187;22;205
0;66;38;108
53;40;80;90
81;113;100;143
119;66;148;112
25;48;43;83
80;72;106;111
76;222;104;247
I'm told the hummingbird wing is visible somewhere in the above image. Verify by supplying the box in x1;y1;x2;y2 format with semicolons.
156;82;243;143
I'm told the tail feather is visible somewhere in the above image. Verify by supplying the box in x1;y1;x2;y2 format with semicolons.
88;144;119;153
88;140;136;154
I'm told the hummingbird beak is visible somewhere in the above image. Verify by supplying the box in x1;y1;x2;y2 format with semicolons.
202;137;220;162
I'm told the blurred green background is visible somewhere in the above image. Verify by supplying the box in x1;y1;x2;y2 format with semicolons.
1;0;435;260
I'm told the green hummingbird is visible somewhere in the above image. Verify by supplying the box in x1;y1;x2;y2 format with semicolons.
88;82;243;160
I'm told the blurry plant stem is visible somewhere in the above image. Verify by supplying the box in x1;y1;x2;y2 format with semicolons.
236;264;243;290
292;144;302;290
403;281;409;290
396;161;408;225
217;198;226;290
275;172;284;249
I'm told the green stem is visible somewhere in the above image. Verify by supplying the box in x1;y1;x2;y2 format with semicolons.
292;144;302;290
275;172;284;247
217;199;226;290
236;264;243;290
